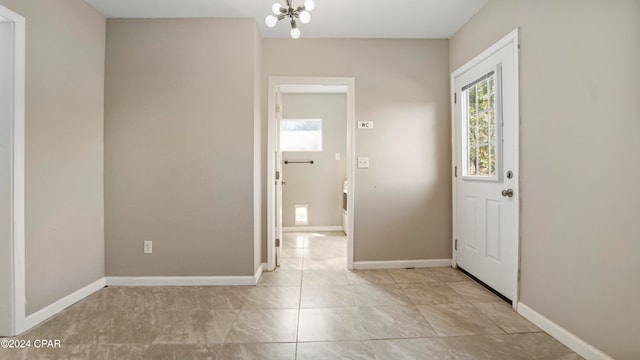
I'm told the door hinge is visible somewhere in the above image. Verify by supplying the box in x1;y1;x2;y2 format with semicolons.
275;103;281;113
275;238;280;247
275;170;280;180
454;166;458;178
455;239;458;251
454;93;457;104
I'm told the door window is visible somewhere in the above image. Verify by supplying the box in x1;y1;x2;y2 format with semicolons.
462;71;499;179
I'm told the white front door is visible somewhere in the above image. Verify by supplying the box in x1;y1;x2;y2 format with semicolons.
453;32;519;301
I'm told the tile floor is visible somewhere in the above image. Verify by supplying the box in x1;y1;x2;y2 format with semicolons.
0;232;582;359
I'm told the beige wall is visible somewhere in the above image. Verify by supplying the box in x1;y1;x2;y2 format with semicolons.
0;0;106;315
263;39;451;262
450;1;640;359
105;18;261;276
281;93;347;227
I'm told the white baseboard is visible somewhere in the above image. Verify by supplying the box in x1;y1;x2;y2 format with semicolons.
517;303;614;360
283;226;344;233
254;263;266;283
23;277;106;332
353;259;453;270
106;275;258;287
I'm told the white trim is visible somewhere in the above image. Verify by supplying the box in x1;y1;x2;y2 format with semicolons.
450;28;520;309
23;278;106;332
353;259;453;270
106;275;258;287
517;303;614;360
267;76;356;272
254;262;266;283
283;226;344;233
0;4;26;337
279;84;348;94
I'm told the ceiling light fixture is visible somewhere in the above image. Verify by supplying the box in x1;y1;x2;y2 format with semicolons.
265;0;315;39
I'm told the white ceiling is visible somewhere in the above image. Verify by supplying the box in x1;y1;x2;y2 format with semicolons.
84;0;488;39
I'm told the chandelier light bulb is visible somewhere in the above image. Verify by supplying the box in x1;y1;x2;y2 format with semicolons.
304;0;315;11
290;27;301;39
272;3;283;15
299;10;311;24
265;15;278;28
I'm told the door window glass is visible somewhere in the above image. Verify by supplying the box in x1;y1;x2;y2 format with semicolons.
462;72;498;178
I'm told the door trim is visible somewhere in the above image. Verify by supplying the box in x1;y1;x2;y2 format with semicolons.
450;28;520;309
266;76;356;271
0;4;25;336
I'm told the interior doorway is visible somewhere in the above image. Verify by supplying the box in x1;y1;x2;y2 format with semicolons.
0;4;25;337
267;77;355;271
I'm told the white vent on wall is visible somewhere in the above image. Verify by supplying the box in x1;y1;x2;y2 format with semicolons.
295;205;308;225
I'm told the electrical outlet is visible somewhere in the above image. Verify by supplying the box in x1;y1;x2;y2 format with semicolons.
143;241;152;254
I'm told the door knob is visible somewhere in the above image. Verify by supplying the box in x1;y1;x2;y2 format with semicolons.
501;189;514;198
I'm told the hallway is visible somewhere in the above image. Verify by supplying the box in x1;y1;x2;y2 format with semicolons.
0;232;581;359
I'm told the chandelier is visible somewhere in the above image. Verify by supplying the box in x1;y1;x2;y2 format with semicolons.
265;0;315;39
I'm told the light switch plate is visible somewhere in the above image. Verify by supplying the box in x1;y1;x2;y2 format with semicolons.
357;157;370;169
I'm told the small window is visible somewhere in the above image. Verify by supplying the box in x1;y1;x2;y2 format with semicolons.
462;71;499;178
280;119;322;152
295;205;308;225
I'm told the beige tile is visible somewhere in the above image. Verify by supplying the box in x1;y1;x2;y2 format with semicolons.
0;347;29;360
141;344;221;360
256;270;302;287
472;302;540;334
416;304;505;337
441;334;524;360
218;343;296;360
345;270;396;285
302;257;346;270
304;241;346;259
278;257;303;270
297;341;376;360
388;269;440;284
58;344;148;360
505;333;584;359
298;308;367;342
359;305;437;339
225;309;298;343
350;284;412;306
302;270;348;286
441;333;584;360
282;234;306;249
370;338;454;360
152;309;238;344
300;285;355;308
400;282;468;305
446;281;504;303
429;267;472;282
281;248;305;258
243;287;300;309
194;286;252;310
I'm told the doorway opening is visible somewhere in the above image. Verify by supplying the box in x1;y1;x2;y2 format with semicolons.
267;77;355;271
0;4;26;337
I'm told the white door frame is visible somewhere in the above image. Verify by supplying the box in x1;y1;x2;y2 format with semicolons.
266;76;356;271
0;4;26;336
450;29;520;309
